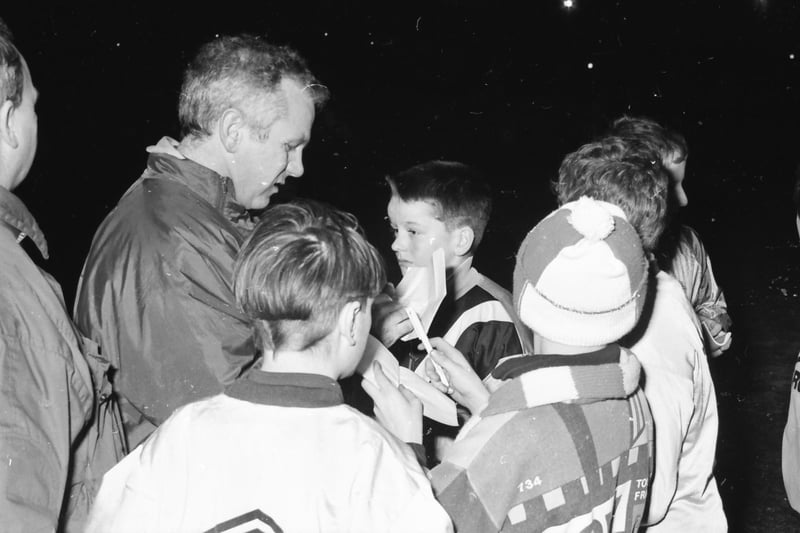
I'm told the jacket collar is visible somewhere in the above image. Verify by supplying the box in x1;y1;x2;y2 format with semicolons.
225;369;344;408
0;185;48;259
144;137;253;231
483;344;641;416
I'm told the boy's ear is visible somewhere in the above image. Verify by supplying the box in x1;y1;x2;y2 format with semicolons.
217;108;246;153
0;99;19;149
339;300;363;346
452;225;475;257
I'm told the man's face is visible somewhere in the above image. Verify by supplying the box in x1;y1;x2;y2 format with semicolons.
665;152;688;208
387;195;461;275
230;78;315;210
6;57;38;190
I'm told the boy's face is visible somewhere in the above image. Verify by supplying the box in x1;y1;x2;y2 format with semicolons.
387;195;462;274
664;152;688;207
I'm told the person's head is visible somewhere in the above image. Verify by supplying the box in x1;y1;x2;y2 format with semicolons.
0;18;38;191
234;200;385;378
554;136;670;254
607;115;689;207
385;160;492;274
179;34;329;210
513;196;649;352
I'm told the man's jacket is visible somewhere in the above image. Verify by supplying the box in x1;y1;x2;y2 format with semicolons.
0;186;125;532
74;138;257;448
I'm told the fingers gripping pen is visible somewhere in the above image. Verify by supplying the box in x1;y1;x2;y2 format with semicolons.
404;307;451;388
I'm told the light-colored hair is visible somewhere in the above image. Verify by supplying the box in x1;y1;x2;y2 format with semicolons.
178;34;329;140
554;137;670;254
234;200;385;353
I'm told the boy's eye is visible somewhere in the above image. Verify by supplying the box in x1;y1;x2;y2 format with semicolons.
407;229;418;236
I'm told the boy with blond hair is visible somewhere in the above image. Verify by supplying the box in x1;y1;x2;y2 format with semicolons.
87;200;451;533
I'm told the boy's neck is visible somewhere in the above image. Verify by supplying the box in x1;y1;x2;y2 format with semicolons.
446;255;475;299
259;350;340;380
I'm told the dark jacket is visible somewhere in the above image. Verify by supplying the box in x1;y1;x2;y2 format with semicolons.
0;186;125;532
74;138;257;449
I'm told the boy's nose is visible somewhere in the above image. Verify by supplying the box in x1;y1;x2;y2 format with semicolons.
391;234;405;252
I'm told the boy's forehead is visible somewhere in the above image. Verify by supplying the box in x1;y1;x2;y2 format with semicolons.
387;195;443;221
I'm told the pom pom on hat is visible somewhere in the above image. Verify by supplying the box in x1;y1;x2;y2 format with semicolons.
513;196;648;347
567;196;615;241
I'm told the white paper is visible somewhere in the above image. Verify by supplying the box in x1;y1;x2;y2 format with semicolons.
358;335;458;426
395;248;447;341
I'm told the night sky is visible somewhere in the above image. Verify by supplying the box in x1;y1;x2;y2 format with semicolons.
4;1;799;304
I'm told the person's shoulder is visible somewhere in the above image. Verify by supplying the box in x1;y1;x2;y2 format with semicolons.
633;271;705;364
141;395;226;451
112;173;212;228
473;270;513;302
453;270;511;312
91;178;232;263
336;405;424;465
0;241;68;333
451;403;554;459
676;224;710;256
654;270;697;317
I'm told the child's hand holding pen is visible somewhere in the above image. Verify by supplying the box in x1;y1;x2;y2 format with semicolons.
425;338;490;417
370;285;413;348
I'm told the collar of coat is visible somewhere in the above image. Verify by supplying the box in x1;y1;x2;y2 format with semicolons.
482;344;642;417
225;369;344;408
0;185;48;259
144;136;253;231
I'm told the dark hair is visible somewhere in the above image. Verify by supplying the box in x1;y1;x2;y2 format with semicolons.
554;137;670;253
607;115;689;163
179;34;329;139
234;199;386;353
0;18;23;108
385;160;492;253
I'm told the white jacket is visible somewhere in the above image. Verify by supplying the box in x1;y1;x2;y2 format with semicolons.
86;372;452;533
630;271;726;531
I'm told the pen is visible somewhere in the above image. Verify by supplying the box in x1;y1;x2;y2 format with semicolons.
404;307;451;388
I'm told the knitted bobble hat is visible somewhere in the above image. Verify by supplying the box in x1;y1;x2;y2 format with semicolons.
513;196;649;347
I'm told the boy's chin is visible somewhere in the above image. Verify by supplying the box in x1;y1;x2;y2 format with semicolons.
398;261;422;275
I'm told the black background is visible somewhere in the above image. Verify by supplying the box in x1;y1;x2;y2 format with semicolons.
4;3;800;529
5;1;798;297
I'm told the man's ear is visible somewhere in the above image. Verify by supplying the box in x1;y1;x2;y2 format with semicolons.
339;300;363;346
453;225;475;257
0;100;19;149
217;108;246;153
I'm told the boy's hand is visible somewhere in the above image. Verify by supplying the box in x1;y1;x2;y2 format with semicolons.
370;287;413;347
362;362;423;444
426;338;490;416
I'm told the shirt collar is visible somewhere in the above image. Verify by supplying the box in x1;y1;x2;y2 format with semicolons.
0;185;48;258
225;370;344;408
